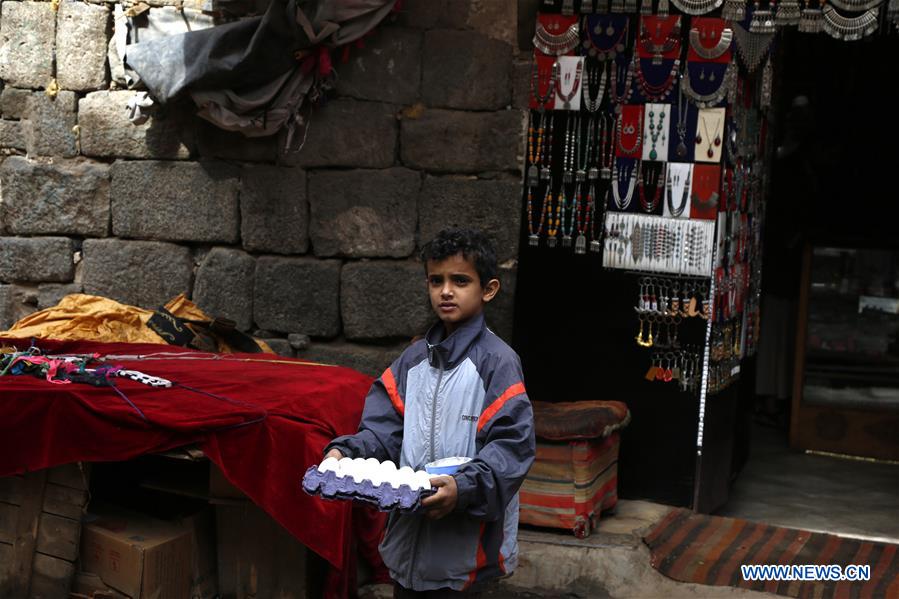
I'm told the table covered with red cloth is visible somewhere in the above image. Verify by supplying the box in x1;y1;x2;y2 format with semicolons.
0;337;377;587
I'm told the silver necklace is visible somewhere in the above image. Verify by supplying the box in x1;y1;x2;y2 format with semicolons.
829;0;884;12
675;84;690;159
670;0;723;14
822;5;880;40
533;20;581;56
732;23;774;74
688;27;733;61
666;165;691;217
612;161;637;210
680;61;736;108
583;61;608;113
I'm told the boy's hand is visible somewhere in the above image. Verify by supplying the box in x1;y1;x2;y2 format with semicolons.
324;448;345;461
421;475;457;519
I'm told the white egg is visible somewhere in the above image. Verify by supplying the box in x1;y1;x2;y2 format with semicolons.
350;458;366;482
318;457;339;473
414;470;432;490
336;457;353;478
397;466;416;488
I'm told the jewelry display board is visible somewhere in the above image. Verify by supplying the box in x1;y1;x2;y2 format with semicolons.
525;0;773;509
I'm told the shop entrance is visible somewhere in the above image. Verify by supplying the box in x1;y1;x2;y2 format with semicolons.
511;30;899;538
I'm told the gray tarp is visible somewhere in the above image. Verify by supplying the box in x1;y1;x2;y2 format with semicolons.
124;0;394;140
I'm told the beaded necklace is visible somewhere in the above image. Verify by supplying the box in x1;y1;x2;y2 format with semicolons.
582;16;629;61
528;177;553;246
555;58;584;110
547;182;563;247
634;54;680;103
583;61;608;113
599;114;615;179
609;58;635;114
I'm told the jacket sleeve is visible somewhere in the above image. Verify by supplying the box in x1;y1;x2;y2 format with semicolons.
453;354;535;521
324;363;405;463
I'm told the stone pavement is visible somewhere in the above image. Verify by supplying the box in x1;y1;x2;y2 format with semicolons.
361;500;780;598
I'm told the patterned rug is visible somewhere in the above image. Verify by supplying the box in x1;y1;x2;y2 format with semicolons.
643;508;899;598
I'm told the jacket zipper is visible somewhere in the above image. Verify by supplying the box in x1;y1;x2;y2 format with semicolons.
429;348;445;463
408;346;445;585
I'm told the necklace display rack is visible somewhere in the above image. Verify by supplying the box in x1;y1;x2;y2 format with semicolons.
528;0;778;512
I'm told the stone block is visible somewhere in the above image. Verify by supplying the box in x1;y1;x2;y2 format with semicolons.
422;30;511;110
0;2;56;89
335;27;422;105
56;1;110;91
484;267;517;342
23;91;78;157
240;165;308;255
418;176;521;262
0;88;32;119
308;168;419;258
0;120;26;151
110;160;239;243
253;256;341;337
0;284;39;330
397;0;518;45
38;283;82;309
340;261;433;340
287;99;397;169
297;341;407;377
401;108;524;173
193;247;255;332
262;338;294;357
79;91;192;159
0;237;74;283
0;156;110;237
196;121;279;163
81;239;193;309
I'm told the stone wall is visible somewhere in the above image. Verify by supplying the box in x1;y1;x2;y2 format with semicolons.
0;0;530;376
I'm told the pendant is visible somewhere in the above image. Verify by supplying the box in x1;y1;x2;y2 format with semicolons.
707;147;714;158
714;135;721;147
540;166;551;180
650;149;658;160
575;234;586;254
588;167;599;180
652;53;663;66
576;169;586;182
529;234;540;247
563;171;573;184
695;134;702;145
606;23;615;35
527;165;539;188
601;167;612;179
590;239;601;252
547;236;558;248
677;142;687;157
563;101;571;110
562;235;572;248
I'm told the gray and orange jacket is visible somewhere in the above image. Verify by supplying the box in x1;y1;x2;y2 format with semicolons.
326;312;535;591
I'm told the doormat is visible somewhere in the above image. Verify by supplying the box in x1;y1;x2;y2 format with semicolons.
643;508;898;598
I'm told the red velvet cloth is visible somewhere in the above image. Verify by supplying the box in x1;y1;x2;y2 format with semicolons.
0;338;381;586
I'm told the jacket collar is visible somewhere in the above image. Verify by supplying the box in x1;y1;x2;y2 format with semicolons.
425;312;486;370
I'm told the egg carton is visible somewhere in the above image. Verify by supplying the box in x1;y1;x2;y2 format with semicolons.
302;457;436;513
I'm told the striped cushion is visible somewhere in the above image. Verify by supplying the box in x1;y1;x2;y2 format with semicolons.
519;434;620;537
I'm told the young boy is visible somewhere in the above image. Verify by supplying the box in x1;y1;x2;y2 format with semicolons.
324;227;535;596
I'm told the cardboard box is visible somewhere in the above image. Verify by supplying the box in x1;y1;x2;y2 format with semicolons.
80;507;192;599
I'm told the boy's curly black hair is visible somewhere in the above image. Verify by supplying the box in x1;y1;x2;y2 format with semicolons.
419;228;498;287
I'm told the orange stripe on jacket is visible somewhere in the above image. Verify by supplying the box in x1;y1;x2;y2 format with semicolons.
464;522;488;589
477;382;526;432
381;368;404;416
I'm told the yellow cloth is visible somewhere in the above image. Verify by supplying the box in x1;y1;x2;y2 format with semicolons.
1;293;272;354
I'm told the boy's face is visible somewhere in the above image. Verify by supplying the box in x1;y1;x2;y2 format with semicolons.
426;253;500;335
